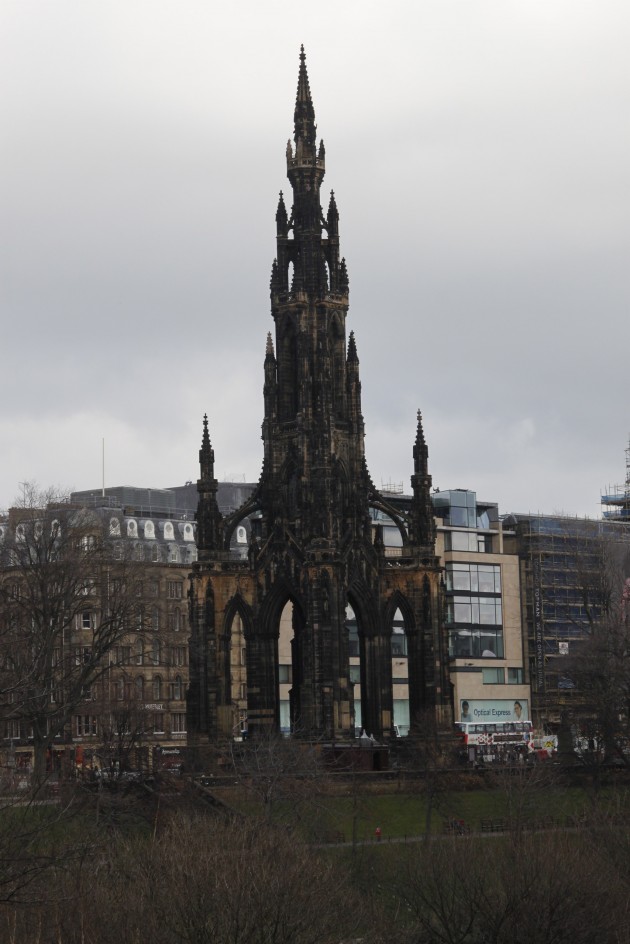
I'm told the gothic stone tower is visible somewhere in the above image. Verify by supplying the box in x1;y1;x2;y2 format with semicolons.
188;48;450;744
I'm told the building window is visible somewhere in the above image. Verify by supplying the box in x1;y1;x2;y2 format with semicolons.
5;720;21;740
482;668;505;684
136;640;144;666
445;532;476;552
445;563;501;594
349;665;361;684
278;664;292;684
168;581;183;600
75;646;92;665
115;646;131;666
75;715;97;737
80;611;93;630
152;606;160;632
447;597;503;625
449;628;504;659
135;676;145;700
171;646;187;667
168;609;182;632
170;675;183;700
446;562;503;658
153;713;164;734
391;626;407;657
348;625;360;658
508;667;524;685
79;534;96;552
153;676;162;700
171;713;186;734
151;639;161;666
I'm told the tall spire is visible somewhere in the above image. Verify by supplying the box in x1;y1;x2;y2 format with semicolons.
294;44;316;149
410;410;436;550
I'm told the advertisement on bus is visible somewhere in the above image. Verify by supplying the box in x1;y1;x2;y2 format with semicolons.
459;698;529;724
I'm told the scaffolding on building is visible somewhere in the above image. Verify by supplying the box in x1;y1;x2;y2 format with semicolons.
503;513;606;726
601;438;630;521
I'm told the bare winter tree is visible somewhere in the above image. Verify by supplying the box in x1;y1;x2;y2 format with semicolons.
0;812;373;944
0;485;144;784
89;678;152;779
563;528;630;765
397;825;626;944
229;729;326;831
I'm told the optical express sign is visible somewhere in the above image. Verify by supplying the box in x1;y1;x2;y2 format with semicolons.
459;700;529;723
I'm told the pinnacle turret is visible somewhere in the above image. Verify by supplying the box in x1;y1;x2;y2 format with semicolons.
199;413;214;481
338;257;349;293
276;191;288;236
413;410;428;476
196;414;223;555
347;330;358;363
410;410;436;550
327;190;339;235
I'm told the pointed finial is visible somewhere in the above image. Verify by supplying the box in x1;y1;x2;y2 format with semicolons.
347;330;358;363
413;410;429;476
339;257;349;292
201;414;212;452
414;410;427;453
200;413;214;475
266;332;275;357
276;191;287;220
270;258;280;290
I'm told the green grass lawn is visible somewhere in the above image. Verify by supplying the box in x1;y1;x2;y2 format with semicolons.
219;775;630;843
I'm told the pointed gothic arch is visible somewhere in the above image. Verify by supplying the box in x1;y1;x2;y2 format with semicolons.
277;314;298;420
222;593;254;734
383;590;416;634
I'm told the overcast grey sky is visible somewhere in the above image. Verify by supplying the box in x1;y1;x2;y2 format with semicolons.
1;1;628;517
